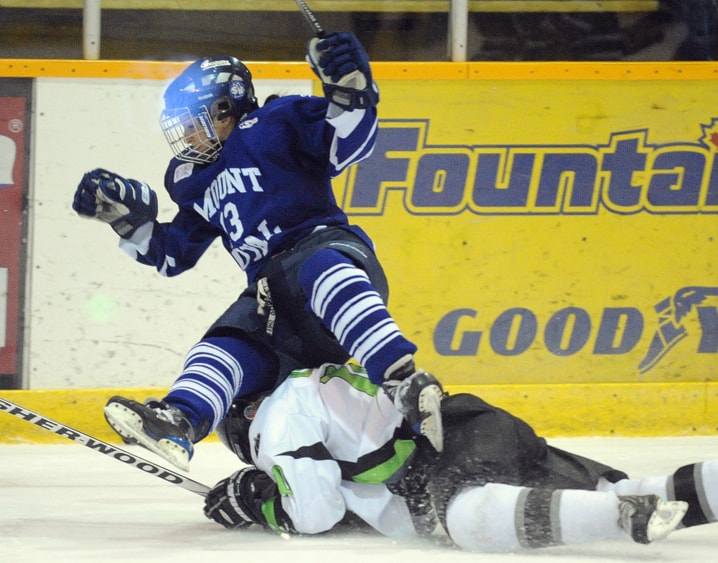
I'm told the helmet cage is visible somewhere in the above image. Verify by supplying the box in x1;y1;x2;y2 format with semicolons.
160;104;222;165
160;55;257;165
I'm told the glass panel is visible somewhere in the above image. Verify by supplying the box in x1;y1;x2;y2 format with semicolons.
0;3;715;61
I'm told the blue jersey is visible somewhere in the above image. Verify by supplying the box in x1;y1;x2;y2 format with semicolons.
121;95;378;283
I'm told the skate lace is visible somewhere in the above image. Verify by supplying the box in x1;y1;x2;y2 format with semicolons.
157;408;181;425
146;401;184;426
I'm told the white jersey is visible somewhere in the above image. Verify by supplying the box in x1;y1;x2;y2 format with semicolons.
244;363;693;551
248;363;417;537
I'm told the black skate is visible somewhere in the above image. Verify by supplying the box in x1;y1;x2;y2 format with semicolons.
618;494;687;544
104;396;194;472
383;355;444;452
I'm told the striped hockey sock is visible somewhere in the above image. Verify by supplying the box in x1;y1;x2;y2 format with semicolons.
164;335;277;439
668;461;718;527
445;484;625;552
299;249;416;384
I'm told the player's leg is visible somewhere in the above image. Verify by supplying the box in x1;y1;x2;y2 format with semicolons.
298;248;416;381
104;334;277;471
298;247;444;451
445;483;687;552
599;460;718;529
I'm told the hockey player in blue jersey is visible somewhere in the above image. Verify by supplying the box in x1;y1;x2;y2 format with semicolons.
71;32;443;471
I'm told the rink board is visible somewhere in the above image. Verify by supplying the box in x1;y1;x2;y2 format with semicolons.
336;67;718;390
2;381;718;443
1;60;717;437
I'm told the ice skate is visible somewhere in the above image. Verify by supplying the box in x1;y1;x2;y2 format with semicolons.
383;355;444;452
618;494;688;544
104;396;194;472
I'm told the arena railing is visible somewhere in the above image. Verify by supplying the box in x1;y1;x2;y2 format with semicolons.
2;0;659;60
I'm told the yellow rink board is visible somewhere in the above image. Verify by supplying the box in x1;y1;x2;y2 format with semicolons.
2;383;718;443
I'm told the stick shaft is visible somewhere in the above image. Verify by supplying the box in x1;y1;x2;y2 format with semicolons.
294;0;325;37
0;396;210;497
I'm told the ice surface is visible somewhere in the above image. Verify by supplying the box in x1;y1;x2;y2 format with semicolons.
2;437;717;562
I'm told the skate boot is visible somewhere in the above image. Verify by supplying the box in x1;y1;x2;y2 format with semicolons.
382;355;444;453
104;396;195;471
618;494;688;544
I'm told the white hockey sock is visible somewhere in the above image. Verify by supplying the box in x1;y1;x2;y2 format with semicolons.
558;488;623;544
599;474;670;499
445;483;623;552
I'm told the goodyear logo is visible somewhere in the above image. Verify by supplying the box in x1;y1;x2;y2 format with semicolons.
434;286;718;374
343;119;718;215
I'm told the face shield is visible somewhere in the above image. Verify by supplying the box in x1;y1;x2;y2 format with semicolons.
159;104;223;165
160;56;257;166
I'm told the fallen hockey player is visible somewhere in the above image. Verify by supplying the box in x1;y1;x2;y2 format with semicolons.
199;362;709;552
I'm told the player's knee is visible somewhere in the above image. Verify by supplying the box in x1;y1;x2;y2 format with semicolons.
298;248;353;294
446;483;524;552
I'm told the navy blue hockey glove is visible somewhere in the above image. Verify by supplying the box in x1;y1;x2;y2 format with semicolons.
73;168;158;238
307;32;379;110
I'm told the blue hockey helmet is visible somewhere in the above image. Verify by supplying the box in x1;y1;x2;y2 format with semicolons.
160;55;258;164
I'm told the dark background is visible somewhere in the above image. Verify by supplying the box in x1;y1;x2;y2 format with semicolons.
1;1;716;62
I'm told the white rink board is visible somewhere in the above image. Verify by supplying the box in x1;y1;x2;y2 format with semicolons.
28;77;311;389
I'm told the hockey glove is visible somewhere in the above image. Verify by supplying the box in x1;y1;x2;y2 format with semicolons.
307;32;379;110
204;467;295;533
73;168;158;238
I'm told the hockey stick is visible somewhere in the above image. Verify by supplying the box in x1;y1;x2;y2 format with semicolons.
0;396;210;497
294;0;325;37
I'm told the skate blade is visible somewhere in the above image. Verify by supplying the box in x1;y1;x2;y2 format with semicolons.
646;499;688;542
418;384;444;453
103;402;191;472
